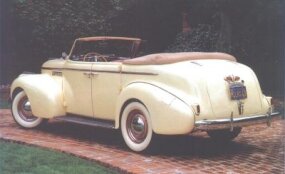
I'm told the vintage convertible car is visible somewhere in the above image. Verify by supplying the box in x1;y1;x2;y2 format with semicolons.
10;36;280;152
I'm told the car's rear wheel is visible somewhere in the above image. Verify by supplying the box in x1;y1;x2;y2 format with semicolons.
12;91;44;128
207;127;242;141
121;102;153;152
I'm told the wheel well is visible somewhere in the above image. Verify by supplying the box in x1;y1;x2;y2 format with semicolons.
119;98;143;128
12;88;23;100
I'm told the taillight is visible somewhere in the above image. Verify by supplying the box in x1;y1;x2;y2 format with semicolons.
197;105;200;115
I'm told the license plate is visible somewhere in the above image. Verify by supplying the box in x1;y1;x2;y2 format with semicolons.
229;83;247;100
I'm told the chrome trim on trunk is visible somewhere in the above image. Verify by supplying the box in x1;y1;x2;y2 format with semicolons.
194;112;281;131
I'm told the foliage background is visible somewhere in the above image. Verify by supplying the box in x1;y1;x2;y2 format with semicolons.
0;0;284;97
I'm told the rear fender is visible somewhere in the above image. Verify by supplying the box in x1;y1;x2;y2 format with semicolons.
115;82;195;135
10;74;65;118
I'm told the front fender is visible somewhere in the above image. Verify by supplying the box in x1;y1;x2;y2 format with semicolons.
10;74;65;118
115;82;195;135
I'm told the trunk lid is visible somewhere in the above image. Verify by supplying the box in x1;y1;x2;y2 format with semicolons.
195;59;263;119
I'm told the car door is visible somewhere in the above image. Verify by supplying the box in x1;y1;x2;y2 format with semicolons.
91;62;122;120
63;60;93;117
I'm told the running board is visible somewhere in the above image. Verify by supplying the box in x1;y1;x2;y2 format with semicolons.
55;115;115;129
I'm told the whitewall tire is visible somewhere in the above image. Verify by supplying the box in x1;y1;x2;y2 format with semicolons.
121;102;153;152
12;91;44;128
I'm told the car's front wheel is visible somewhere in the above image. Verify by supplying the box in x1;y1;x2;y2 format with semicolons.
12;91;45;128
121;102;153;152
207;127;242;141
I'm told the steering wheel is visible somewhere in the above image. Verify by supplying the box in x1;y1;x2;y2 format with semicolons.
83;52;108;62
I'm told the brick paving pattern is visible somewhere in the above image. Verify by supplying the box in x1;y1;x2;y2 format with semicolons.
0;109;284;174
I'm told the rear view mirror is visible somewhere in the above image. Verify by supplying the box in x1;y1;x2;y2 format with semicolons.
62;52;68;59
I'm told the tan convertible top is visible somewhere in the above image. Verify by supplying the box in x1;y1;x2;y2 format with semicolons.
123;52;236;65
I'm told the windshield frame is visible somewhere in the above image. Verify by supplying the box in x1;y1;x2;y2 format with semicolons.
67;36;142;60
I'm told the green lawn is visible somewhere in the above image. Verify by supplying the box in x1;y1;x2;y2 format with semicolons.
0;98;10;109
0;140;117;174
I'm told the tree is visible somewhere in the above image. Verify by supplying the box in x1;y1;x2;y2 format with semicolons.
1;0;284;97
166;0;284;97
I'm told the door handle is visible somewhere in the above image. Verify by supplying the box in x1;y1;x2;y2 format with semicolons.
83;72;99;78
83;72;91;78
90;72;99;76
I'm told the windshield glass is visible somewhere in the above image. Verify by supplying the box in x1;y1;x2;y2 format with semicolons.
70;39;140;61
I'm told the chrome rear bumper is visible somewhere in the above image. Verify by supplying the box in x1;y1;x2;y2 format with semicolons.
194;112;281;131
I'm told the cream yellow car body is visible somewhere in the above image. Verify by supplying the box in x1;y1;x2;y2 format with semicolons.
11;56;272;133
10;36;279;152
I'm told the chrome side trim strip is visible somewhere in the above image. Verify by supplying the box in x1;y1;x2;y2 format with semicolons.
42;67;158;76
121;71;158;76
194;112;281;131
42;67;91;72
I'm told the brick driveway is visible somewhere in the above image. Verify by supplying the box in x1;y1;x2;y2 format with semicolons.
0;109;284;174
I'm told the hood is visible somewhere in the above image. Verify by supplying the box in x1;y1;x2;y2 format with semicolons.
42;58;66;69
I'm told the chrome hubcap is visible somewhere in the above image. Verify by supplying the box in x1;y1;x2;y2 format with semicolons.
23;101;31;111
131;115;145;133
126;110;148;144
18;97;37;122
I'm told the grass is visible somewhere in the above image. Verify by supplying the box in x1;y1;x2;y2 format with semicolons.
0;98;10;109
0;140;118;174
0;99;117;174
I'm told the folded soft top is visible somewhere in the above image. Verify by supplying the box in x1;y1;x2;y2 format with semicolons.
123;52;236;65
